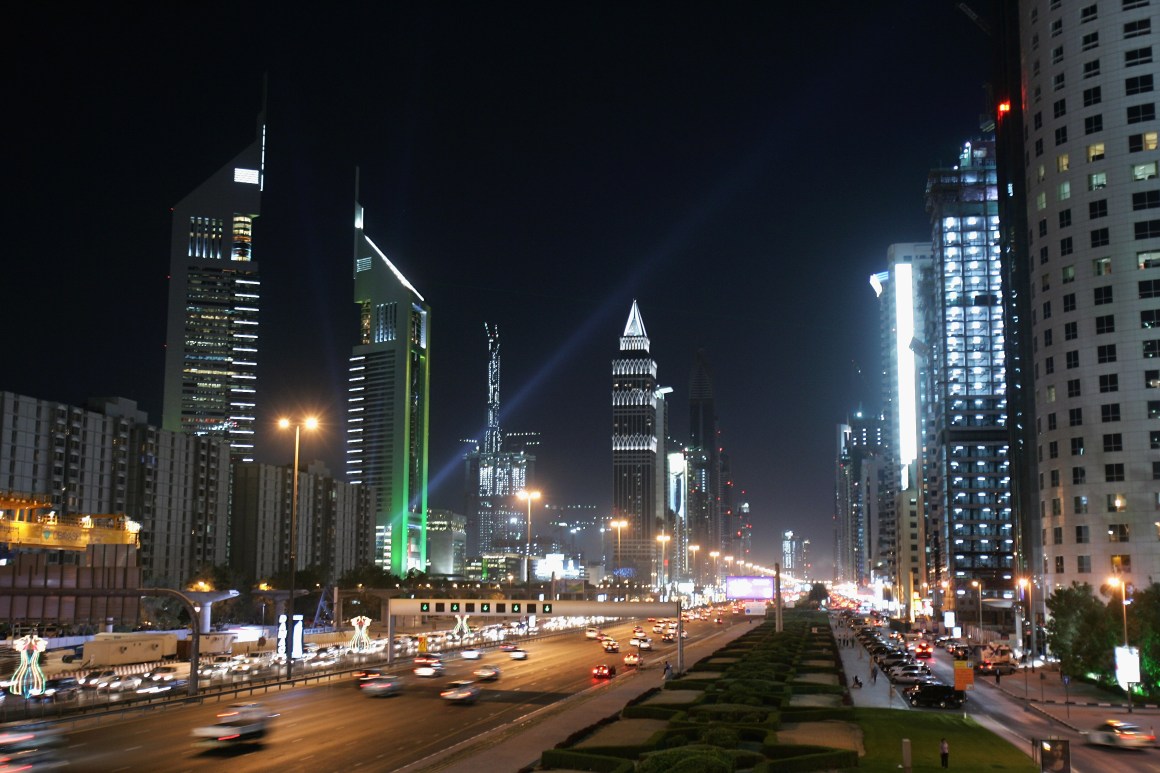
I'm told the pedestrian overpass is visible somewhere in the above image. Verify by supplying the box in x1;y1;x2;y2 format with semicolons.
385;599;686;670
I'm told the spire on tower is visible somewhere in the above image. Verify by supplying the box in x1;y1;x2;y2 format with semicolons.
484;323;502;454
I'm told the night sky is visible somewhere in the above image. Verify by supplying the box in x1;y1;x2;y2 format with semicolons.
8;3;995;575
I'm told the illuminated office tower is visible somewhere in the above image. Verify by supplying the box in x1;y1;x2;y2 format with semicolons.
611;300;668;582
869;243;933;615
1017;0;1160;592
346;198;430;577
923;137;1011;626
162;115;265;462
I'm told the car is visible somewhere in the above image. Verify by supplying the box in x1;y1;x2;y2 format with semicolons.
414;654;443;666
413;662;445;677
602;640;620;653
623;653;640;667
441;680;481;703
904;683;965;709
629;637;642;647
460;648;483;660
353;667;385;684
585;628;599;639
1084;720;1156;748
914;643;934;659
192;703;274;747
661;633;676;643
473;665;501;681
893;671;938;686
81;670;118;689
637;638;653;651
108;674;143;693
359;675;404;697
509;648;528;660
592;664;617;679
0;726;66;769
144;665;180;682
29;677;81;703
499;643;519;652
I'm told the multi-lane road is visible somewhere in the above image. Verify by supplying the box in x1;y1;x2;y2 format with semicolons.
55;618;716;771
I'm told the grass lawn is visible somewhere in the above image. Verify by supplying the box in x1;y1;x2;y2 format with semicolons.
854;708;1039;772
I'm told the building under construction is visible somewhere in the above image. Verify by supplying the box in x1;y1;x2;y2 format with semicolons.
0;492;142;632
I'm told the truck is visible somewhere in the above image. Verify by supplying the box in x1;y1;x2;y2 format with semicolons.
78;633;178;667
973;642;1016;675
192;703;275;747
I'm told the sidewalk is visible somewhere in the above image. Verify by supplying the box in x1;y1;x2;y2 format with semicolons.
397;621;755;773
829;615;1160;736
829;616;910;710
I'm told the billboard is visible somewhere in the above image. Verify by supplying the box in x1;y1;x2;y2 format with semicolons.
725;575;774;600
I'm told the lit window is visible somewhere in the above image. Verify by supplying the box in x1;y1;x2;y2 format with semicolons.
1133;162;1158;180
1088;143;1105;161
1088;171;1107;190
1129;132;1158;152
1058;153;1070;172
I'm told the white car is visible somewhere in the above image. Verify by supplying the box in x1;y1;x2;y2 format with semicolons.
461;648;483;660
1084;720;1156;748
623;653;641;667
413;664;444;677
509;648;528;660
637;638;653;651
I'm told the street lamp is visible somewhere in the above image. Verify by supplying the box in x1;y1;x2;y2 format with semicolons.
610;519;628;577
1108;576;1130;647
517;489;541;586
971;580;984;642
278;415;318;680
656;534;671;600
709;550;720;594
688;544;700;587
1018;577;1037;663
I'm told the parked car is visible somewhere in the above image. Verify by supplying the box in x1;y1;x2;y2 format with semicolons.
904;683;965;709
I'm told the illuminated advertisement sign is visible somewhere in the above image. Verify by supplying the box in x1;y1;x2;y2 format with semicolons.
726;575;774;600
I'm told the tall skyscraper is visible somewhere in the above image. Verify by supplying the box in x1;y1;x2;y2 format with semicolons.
688;349;722;558
346;197;431;577
870;243;933;614
464;324;535;562
924;136;1012;625
611;300;667;581
162;115;265;462
1017;0;1160;593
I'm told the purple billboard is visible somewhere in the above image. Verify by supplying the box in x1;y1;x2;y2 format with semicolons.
725;575;774;600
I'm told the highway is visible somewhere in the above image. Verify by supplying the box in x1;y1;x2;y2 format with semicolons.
56;618;715;771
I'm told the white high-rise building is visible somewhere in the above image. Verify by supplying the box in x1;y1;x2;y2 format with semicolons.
1019;0;1160;593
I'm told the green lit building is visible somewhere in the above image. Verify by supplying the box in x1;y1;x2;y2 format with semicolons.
346;197;430;577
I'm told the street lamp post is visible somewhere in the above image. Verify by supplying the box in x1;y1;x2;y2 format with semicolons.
517;490;541;586
971;580;984;643
1109;576;1129;647
656;534;671;600
610;519;628;578
688;544;700;598
1018;577;1037;664
709;550;720;598
278;415;318;681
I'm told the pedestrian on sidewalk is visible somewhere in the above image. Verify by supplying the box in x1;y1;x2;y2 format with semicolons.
940;738;949;768
995;670;1001;686
870;665;878;684
663;661;673;680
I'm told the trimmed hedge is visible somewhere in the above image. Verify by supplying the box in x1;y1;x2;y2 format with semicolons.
638;744;734;773
621;704;687;721
540;749;636;772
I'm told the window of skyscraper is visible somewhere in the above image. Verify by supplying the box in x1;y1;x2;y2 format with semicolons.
1083;86;1102;106
1082;31;1100;50
1097;343;1117;362
1090;199;1108;218
1124;19;1151;38
1129;132;1159;153
1073;467;1087;484
1098;373;1118;392
1125;47;1153;67
1136;220;1160;239
1077;555;1092;573
1134;191;1160;210
1095;314;1116;334
1126;74;1154;95
1127;103;1156;123
1065;320;1078;339
1095;285;1114;304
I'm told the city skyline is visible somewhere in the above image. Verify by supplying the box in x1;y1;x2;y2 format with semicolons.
7;3;995;574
